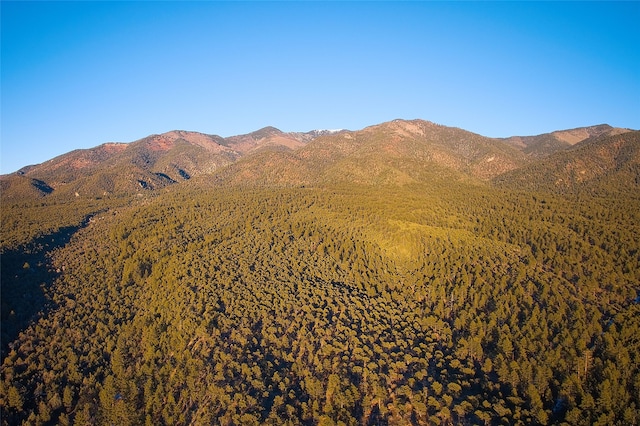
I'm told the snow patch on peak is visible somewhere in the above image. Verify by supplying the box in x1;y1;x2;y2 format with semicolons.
308;129;345;136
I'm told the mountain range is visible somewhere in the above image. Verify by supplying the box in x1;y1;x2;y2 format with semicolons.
1;119;638;200
2;118;639;425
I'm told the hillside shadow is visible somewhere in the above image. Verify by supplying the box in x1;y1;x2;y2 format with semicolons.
1;216;93;358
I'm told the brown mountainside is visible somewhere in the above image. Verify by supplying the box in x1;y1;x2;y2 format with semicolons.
211;119;527;187
1;131;235;199
494;130;640;194
222;126;311;153
2;119;637;200
0;128;314;199
501;124;631;158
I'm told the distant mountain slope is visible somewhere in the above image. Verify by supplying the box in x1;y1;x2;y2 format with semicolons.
1;132;233;199
0;128;314;200
494;130;640;194
2;120;637;200
501;124;631;158
212;119;527;187
222;126;313;153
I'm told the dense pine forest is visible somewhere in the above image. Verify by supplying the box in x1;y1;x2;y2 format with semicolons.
1;180;639;425
1;122;639;425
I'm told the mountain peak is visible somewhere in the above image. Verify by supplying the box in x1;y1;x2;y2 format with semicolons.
248;126;283;139
501;124;633;157
550;124;614;145
306;129;345;137
2;119;638;201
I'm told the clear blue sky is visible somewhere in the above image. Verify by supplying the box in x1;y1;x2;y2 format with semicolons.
2;1;639;173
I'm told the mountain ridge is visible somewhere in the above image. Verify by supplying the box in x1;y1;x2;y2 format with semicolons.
495;129;640;194
1;119;636;200
500;123;631;158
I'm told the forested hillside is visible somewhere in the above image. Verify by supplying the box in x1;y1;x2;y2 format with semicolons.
0;127;314;200
1;177;638;424
1;120;639;425
1;120;633;200
495;131;640;195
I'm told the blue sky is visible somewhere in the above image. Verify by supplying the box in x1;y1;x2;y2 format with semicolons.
2;1;639;173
